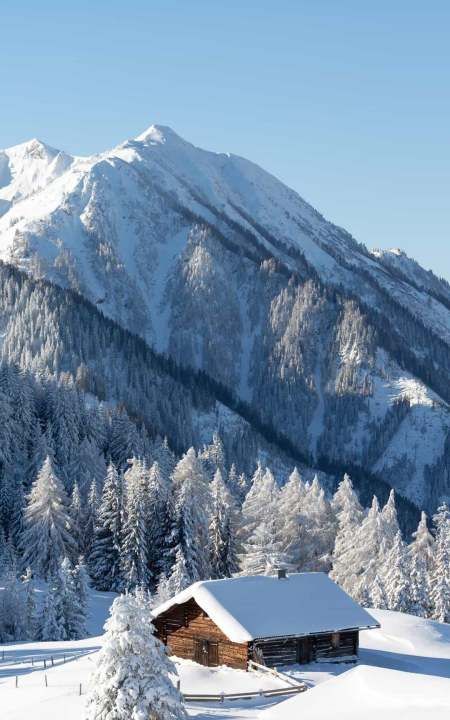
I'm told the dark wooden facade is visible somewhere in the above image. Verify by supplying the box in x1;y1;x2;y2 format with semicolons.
251;630;358;666
155;598;360;670
154;598;249;669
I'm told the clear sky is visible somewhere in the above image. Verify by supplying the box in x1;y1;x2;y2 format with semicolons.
1;1;449;280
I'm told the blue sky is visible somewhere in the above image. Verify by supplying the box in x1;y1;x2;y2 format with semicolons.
1;1;449;279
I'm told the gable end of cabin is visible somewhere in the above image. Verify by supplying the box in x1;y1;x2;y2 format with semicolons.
154;598;249;670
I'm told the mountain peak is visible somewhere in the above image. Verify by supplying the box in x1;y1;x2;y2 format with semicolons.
135;124;168;145
2;137;64;162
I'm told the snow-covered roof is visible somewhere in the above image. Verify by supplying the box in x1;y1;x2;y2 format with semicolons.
152;573;380;643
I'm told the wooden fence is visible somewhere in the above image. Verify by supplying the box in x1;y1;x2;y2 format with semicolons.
182;684;306;702
181;660;308;702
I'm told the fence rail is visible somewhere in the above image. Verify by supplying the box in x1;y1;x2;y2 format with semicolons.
182;684;306;702
248;659;307;690
0;650;95;668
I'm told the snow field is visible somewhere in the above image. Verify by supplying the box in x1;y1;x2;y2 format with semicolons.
2;599;450;720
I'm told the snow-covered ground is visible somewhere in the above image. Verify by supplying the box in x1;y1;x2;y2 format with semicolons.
263;609;450;720
1;598;449;720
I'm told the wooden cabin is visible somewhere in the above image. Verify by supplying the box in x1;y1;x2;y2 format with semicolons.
153;572;379;670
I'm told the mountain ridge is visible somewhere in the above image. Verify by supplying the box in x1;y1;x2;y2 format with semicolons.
0;125;448;510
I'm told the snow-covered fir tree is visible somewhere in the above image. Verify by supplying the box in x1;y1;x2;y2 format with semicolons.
86;590;186;720
380;489;401;551
171;448;211;583
146;461;173;582
430;504;450;623
239;512;288;576
300;476;336;572
346;496;384;603
154;548;191;606
369;573;388;610
382;531;411;613
69;481;83;552
209;469;239;578
37;579;66;641
330;474;364;593
240;465;279;545
89;463;123;591
121;457;151;590
200;432;226;480
277;467;306;569
21;456;76;578
0;566;30;641
83;478;100;558
409;512;435;617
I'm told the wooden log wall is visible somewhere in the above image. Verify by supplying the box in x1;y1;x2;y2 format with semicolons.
154;599;248;670
253;630;359;667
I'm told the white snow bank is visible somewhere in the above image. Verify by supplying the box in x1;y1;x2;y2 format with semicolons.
153;573;379;643
174;657;284;694
260;664;450;720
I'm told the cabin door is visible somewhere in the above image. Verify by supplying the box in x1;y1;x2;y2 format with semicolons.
297;637;311;664
194;639;219;667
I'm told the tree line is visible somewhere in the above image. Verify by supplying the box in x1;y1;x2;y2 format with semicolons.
1;433;448;641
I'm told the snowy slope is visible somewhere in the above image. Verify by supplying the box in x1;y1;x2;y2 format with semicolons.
262;609;450;720
2;596;449;720
0;126;449;509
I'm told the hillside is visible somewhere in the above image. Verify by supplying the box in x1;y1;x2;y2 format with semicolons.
1;595;449;720
0;261;421;531
0;127;449;510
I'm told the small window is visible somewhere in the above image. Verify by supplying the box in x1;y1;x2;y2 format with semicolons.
331;632;340;649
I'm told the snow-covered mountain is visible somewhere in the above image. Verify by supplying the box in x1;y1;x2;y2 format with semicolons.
0;125;449;509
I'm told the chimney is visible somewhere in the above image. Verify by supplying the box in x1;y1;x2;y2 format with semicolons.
277;568;287;580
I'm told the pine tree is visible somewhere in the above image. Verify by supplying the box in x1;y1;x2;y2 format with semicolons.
146;461;173;582
209;469;239;578
0;567;29;641
240;513;288;576
227;464;242;502
409;512;435;617
430;504;450;623
121;457;150;590
301;476;336;572
21;566;36;639
277;467;306;569
37;579;66;641
109;409;140;471
383;531;411;613
369;574;388;610
380;490;400;550
331;474;364;591
345;496;384;602
240;464;279;545
89;463;123;591
154;548;191;605
84;478;100;558
69;482;83;551
171;448;211;583
200;432;226;480
86;590;186;720
21;456;76;578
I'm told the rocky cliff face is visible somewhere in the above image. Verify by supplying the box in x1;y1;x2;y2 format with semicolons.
0;125;448;509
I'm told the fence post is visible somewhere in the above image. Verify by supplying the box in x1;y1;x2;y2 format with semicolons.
32;657;34;666
44;659;46;669
79;683;82;696
15;676;18;688
45;674;48;687
51;656;54;667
